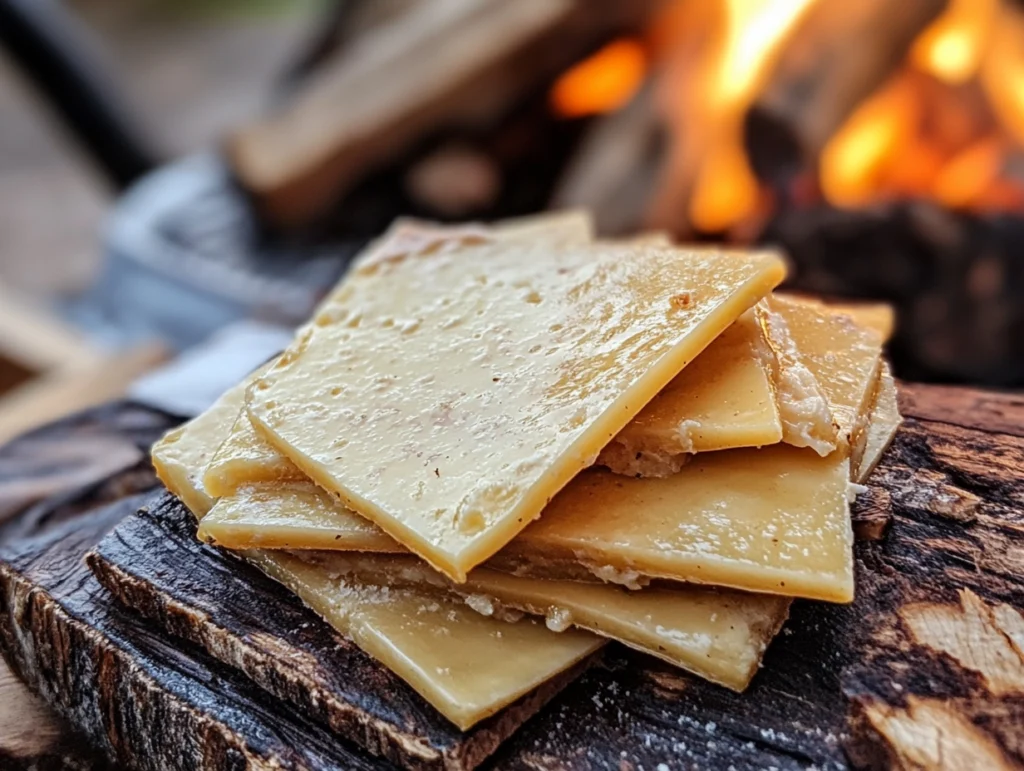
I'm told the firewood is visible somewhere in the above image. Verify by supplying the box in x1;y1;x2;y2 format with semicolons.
229;0;654;228
550;82;663;236
745;0;947;183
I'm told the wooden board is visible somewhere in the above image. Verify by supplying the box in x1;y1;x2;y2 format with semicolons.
0;386;1023;769
0;493;392;771
0;401;176;770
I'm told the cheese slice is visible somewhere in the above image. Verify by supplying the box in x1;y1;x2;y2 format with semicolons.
249;551;601;730
760;304;838;457
768;295;883;451
853;362;901;483
206;304;785;490
248;243;785;580
828;303;894;342
489;208;594;244
302;552;790;691
779;294;894;342
353;209;593;275
202;444;853;602
153;383;602;731
152;375;259;518
200;481;396;551
504;446;854;602
204;411;307;497
596;307;782;478
203;213;594;499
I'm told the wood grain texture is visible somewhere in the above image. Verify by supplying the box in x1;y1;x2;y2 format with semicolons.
0;386;1022;769
0;401;178;770
0;665;108;771
86;497;592;771
0;494;389;771
897;381;1024;438
0;400;176;530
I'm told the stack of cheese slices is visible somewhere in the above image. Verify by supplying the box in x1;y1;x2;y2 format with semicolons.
152;210;901;731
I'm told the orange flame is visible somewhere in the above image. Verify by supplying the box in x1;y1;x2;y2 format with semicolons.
820;74;920;208
981;7;1024;146
818;0;1024;213
683;0;817;232
912;0;998;84
933;136;1005;208
641;0;1024;228
550;39;647;119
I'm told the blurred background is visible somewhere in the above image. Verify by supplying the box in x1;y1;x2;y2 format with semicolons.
2;0;1024;440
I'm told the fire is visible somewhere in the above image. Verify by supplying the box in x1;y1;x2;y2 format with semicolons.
550;39;647;119
648;0;817;233
559;0;1024;231
711;0;816;105
820;74;920;208
818;0;1024;214
933;136;1004;208
981;8;1024;145
911;0;998;84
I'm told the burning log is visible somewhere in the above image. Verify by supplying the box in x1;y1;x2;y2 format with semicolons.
744;0;947;184
228;0;655;229
550;82;663;235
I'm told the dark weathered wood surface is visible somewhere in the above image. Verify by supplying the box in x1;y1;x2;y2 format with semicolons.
0;386;1023;769
0;401;177;770
0;493;392;771
0;400;174;533
87;497;591;771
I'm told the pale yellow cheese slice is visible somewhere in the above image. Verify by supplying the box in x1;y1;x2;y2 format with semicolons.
153;383;603;731
199;482;396;551
206;304;784;489
510;446;855;602
302;552;790;691
202;444;853;602
488;208;594;244
829;303;894;342
779;294;894;342
247;243;786;580
853;362;901;483
596;307;781;477
352;208;594;275
203;213;594;498
249;551;601;730
204;411;307;498
768;295;883;451
759;304;838;457
152;374;261;518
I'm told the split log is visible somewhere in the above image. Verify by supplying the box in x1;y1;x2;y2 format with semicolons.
2;387;1024;768
229;0;655;228
86;497;592;771
0;401;177;771
744;0;947;183
0;666;108;771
